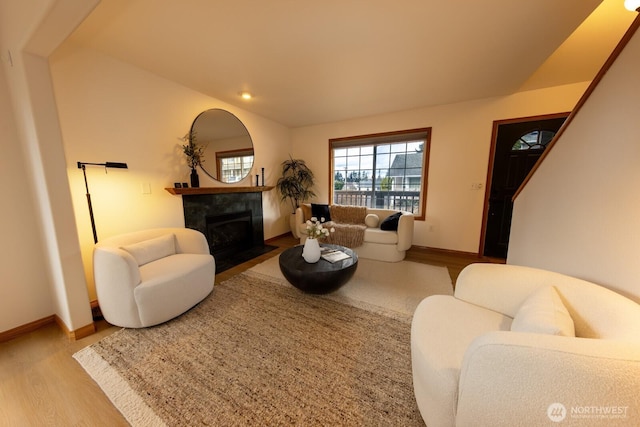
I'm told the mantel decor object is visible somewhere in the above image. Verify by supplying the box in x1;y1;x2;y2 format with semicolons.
182;130;205;188
191;168;200;188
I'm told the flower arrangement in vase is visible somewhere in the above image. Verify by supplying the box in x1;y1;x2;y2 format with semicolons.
306;217;335;239
302;217;335;263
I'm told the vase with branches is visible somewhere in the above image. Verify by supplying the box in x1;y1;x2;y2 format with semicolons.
181;131;205;187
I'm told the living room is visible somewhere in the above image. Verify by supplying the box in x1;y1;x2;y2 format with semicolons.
2;0;640;424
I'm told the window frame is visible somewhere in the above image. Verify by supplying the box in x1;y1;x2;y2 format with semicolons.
329;128;431;221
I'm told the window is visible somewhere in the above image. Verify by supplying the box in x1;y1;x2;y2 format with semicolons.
511;130;556;151
330;128;430;219
216;148;254;183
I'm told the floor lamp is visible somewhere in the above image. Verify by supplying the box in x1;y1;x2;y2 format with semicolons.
77;161;128;243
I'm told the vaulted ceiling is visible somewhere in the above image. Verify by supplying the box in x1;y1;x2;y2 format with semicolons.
64;0;636;127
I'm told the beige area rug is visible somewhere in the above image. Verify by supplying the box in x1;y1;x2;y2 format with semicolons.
74;268;448;426
247;256;454;322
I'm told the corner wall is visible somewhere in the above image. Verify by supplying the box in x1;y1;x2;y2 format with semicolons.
290;82;588;253
508;19;640;302
0;56;53;332
0;0;97;334
50;44;292;300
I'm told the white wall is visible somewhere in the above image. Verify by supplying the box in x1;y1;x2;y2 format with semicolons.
291;82;589;253
51;40;592;302
50;44;291;300
0;0;97;334
509;23;640;302
0;60;54;331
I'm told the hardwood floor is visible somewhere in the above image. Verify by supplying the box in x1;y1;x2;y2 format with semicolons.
405;245;505;285
0;321;128;426
0;234;494;426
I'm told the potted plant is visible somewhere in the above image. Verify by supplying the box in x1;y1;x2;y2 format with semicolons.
181;131;206;187
276;157;316;238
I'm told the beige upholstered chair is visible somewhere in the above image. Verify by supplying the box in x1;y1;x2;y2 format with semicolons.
411;263;640;426
93;228;215;328
294;204;414;262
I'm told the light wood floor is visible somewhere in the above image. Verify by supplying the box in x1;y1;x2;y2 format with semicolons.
0;234;492;426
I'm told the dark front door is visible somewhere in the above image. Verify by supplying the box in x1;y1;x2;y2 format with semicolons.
483;115;567;258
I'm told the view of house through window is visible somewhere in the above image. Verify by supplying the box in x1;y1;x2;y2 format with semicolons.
330;128;430;219
217;150;254;183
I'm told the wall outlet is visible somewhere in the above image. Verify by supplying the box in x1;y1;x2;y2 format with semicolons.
471;183;483;190
141;183;151;194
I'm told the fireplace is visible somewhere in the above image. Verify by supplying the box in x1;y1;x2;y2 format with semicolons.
181;190;276;273
206;210;253;258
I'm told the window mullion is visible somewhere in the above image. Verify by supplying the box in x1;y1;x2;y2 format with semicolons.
371;145;378;208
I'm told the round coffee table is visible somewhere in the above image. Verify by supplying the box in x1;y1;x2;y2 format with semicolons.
278;244;358;294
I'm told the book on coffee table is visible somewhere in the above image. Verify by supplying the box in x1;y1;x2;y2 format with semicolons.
321;249;351;263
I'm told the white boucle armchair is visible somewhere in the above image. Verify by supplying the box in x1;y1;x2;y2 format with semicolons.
411;263;640;427
93;228;215;328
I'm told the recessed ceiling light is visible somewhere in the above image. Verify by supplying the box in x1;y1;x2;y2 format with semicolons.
240;91;253;100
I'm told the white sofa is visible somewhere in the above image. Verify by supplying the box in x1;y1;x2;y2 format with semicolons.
93;228;215;328
411;263;640;427
294;204;414;262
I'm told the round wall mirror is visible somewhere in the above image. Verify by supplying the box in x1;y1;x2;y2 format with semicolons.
190;109;254;183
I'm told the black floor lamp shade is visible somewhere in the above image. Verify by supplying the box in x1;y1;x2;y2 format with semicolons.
77;161;128;243
77;161;128;169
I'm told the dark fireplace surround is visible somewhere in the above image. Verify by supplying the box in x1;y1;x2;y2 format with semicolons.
182;191;275;272
206;210;253;258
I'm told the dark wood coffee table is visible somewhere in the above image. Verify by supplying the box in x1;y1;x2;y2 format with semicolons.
278;244;358;294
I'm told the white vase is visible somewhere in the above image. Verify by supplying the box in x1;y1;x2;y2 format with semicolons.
302;238;321;263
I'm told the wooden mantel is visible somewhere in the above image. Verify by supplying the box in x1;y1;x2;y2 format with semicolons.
165;186;274;196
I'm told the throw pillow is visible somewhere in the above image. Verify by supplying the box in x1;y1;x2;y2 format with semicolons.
311;203;331;222
330;205;367;224
121;234;176;266
364;213;380;228
511;286;575;337
380;212;402;231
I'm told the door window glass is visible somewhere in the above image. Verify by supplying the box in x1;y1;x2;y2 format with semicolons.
511;130;557;151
